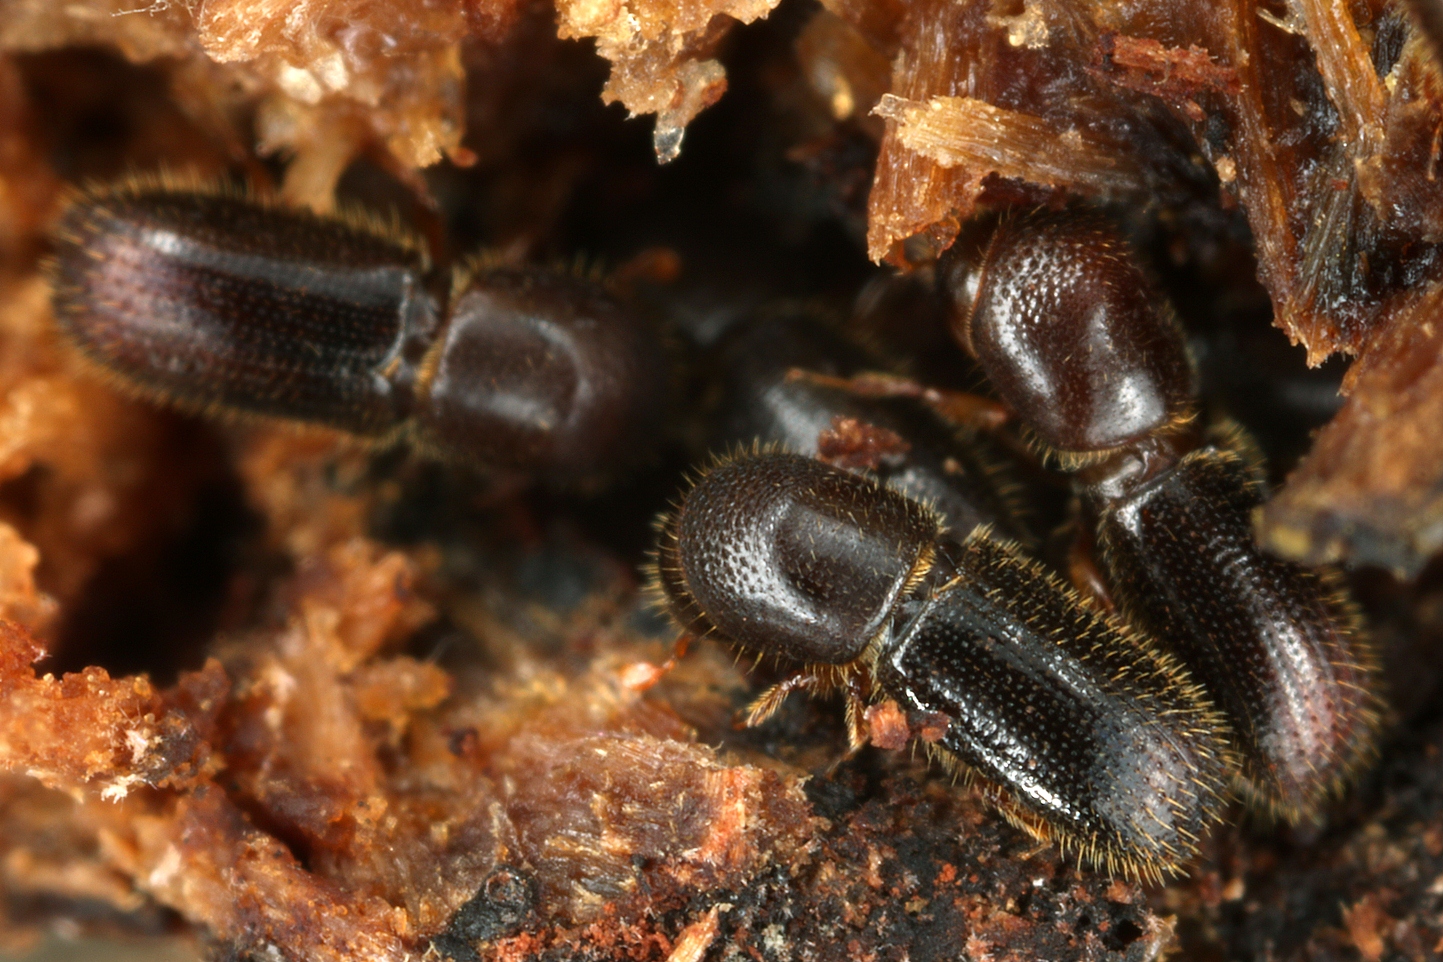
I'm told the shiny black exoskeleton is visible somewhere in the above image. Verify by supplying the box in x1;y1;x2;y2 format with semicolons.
944;207;1380;819
707;310;1029;544
655;451;1231;882
48;178;671;487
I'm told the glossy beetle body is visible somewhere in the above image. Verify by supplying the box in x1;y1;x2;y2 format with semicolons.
945;208;1379;819
656;451;1231;881
49;179;671;487
878;534;1226;879
657;452;939;665
50;187;442;436
1091;446;1372;814
946;210;1195;457
414;267;671;480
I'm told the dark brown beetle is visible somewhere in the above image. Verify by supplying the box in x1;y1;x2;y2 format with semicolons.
943;207;1381;820
48;177;671;488
705;308;1030;545
654;450;1232;882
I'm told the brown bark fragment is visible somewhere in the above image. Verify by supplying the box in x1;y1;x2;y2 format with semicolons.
0;523;57;636
874;93;1147;195
350;658;452;731
817;0;904;56
0;56;61;265
913;712;950;744
0;623;415;961
864;0;997;266
1260;281;1443;574
190;0;488;171
117;788;414;962
495;706;817;921
0;621;222;798
663;903;723;962
0;775;148;936
863;0;1196;266
1096;34;1239;121
1289;0;1388;163
816;415;911;471
0;280;219;616
1369;35;1443;242
1342;892;1390;962
1097;2;1443;364
795;10;892;126
555;0;782;161
863;700;910;751
0;0;494;199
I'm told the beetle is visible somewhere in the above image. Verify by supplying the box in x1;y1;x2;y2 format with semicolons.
653;450;1233;882
704;307;1030;545
941;207;1380;820
47;176;672;489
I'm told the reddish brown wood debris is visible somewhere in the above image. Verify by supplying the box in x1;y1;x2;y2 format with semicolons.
1095;34;1240;122
816;415;911;471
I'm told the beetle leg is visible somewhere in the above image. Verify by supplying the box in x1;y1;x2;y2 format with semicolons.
784;368;1010;432
841;669;873;754
1066;518;1117;614
743;669;827;729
